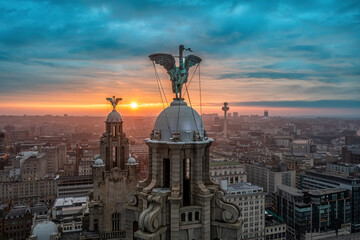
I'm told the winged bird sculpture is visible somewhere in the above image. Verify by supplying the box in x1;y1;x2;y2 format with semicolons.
106;96;122;110
149;45;202;99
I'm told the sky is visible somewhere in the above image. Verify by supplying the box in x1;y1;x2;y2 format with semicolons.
0;0;359;117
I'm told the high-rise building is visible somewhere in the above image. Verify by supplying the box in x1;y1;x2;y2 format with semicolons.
274;185;351;239
223;182;265;239
299;169;360;232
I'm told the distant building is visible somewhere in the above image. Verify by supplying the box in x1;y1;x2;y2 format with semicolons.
342;145;360;164
290;139;316;156
21;152;47;181
245;164;296;194
224;182;265;239
52;196;88;234
326;162;357;176
273;136;293;148
210;161;247;184
0;131;6;153
274;185;351;240
43;144;67;177
264;211;286;240
3;204;49;240
264;110;268;117
0;179;57;205
57;175;93;198
0;165;17;182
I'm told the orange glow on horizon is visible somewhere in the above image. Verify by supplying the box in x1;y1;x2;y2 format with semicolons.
0;101;355;117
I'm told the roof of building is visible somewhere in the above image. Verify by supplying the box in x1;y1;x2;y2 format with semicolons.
32;221;58;240
308;188;347;196
53;196;88;207
106;110;122;122
93;158;105;167
227;182;263;195
126;154;137;165
153;100;205;142
277;185;303;196
291;139;310;144
210;160;240;167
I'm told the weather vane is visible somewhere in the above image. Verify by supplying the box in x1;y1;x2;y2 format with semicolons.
106;96;122;110
149;45;202;100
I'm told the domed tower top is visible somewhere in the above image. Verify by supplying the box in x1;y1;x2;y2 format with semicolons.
106;110;122;122
152;99;205;142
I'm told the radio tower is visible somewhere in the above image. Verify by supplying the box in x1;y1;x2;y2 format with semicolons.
222;102;229;138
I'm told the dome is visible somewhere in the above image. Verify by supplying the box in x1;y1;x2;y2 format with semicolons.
93;158;105;167
106;110;122;122
153;100;205;142
127;154;137;165
93;154;100;160
32;221;58;240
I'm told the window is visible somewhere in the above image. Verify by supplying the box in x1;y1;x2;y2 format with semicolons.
112;212;121;231
188;212;192;221
181;213;186;222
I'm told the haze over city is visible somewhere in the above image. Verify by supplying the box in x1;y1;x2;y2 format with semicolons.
1;0;359;116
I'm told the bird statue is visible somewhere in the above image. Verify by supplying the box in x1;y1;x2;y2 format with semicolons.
149;45;202;99
106;96;122;110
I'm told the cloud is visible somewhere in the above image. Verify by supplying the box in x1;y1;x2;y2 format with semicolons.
205;100;360;109
0;0;359;112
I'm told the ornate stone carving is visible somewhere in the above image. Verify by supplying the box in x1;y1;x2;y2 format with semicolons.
126;192;138;206
109;168;123;182
154;129;161;140
214;190;240;223
171;130;181;142
150;129;162;140
193;131;201;141
138;195;163;233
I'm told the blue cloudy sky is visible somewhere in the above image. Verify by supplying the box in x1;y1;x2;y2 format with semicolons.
0;0;359;115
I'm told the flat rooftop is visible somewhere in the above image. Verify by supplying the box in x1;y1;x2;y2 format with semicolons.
308;188;346;196
54;196;88;207
227;182;263;195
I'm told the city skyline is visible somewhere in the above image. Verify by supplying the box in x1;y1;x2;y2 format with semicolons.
1;0;359;117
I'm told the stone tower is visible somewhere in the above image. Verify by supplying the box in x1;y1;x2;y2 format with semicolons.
101;108;129;171
87;97;138;240
125;99;242;240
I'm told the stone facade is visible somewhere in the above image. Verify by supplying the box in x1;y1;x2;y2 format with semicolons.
87;108;138;239
124;100;242;240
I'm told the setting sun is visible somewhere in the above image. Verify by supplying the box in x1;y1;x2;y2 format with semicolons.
130;102;138;109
